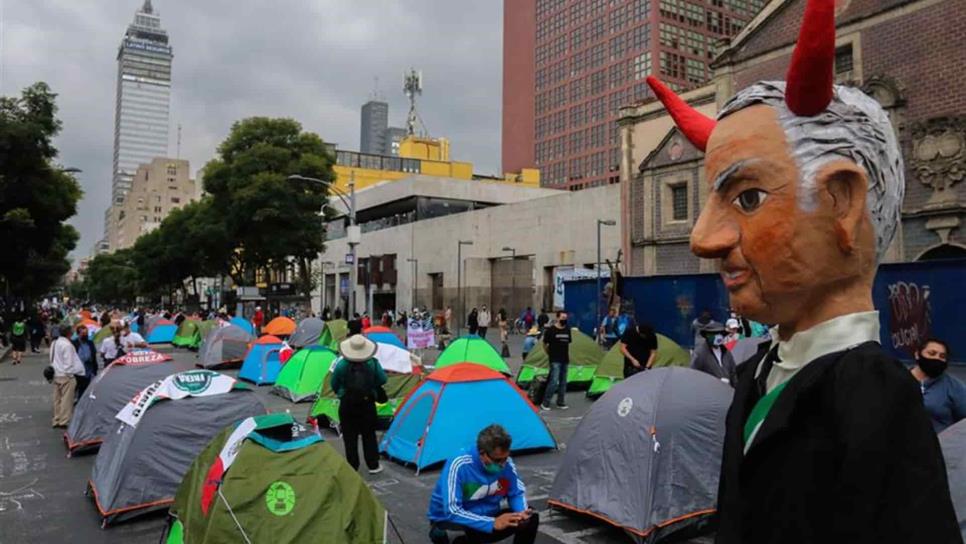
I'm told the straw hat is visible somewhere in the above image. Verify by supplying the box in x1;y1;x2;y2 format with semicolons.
526;327;540;336
339;334;377;362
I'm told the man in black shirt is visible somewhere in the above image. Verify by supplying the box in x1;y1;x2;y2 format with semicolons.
620;322;657;378
541;311;572;411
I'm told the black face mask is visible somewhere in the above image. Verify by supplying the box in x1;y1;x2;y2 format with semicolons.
559;319;568;327
919;356;947;379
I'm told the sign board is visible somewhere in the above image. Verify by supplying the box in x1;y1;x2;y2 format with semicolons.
554;266;608;310
406;317;436;349
345;254;355;265
269;283;295;296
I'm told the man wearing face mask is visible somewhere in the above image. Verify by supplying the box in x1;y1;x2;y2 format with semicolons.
911;338;966;433
690;321;737;387
428;424;538;544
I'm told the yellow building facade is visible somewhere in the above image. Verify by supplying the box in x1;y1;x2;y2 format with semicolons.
331;135;539;193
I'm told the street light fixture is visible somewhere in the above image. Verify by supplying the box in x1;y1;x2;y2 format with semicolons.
62;167;83;174
288;172;359;316
501;246;516;320
597;219;617;343
406;257;418;310
456;240;473;336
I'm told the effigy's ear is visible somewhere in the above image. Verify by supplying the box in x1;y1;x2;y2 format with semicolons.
815;160;869;255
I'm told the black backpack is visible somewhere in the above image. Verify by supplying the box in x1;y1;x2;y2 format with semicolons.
342;360;375;405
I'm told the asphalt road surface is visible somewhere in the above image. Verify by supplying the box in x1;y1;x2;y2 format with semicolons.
0;331;720;544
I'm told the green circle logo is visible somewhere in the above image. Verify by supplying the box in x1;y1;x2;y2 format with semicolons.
172;370;214;394
265;481;296;516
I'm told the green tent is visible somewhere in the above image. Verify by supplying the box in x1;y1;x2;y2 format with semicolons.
318;319;348;350
434;336;510;374
587;333;690;398
272;346;339;403
515;328;602;389
310;371;421;429
162;413;386;544
172;320;202;349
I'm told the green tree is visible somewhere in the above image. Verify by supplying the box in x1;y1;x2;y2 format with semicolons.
0;82;82;299
83;249;139;305
202;117;332;296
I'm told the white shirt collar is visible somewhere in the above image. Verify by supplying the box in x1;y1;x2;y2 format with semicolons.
759;311;881;391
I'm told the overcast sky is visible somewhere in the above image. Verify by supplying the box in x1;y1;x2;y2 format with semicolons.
3;0;503;259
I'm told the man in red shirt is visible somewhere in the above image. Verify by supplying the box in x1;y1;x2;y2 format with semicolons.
252;306;264;335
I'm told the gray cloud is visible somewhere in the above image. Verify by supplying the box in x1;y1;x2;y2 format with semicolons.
2;0;503;259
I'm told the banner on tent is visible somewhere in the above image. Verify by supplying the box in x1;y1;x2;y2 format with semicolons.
116;370;239;428
407;317;436;349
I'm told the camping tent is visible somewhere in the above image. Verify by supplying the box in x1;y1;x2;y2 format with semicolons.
288;317;325;348
238;335;284;385
550;368;732;542
161;413;386;544
363;326;405;349
145;318;178;344
380;363;556;471
229;316;255;335
940;419;966;542
64;350;178;455
434;336;510;374
88;370;265;524
263;316;296;337
197;325;252;369
309;346;422;429
587;334;690;398
194;320;218;348
319;319;348;350
172;320;202;349
272;346;339;402
516;328;602;388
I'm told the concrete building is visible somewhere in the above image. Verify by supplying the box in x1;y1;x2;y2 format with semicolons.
620;0;966;275
103;0;173;250
384;127;408;156
112;158;196;250
313;176;621;322
502;0;764;190
360;100;408;156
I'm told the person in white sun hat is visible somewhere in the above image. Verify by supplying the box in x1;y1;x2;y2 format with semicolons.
332;334;388;474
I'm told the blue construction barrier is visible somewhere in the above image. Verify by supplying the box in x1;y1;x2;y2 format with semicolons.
565;259;966;364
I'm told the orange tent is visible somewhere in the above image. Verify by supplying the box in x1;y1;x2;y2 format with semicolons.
262;317;296;337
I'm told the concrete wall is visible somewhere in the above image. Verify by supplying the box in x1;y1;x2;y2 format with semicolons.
313;184;621;321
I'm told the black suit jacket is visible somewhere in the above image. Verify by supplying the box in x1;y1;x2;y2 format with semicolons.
715;341;961;544
691;341;737;386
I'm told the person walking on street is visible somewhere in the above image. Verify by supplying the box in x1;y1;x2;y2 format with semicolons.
478;306;491;341
467;308;479;336
541;311;572;411
536;309;549;331
690;321;736;386
50;324;84;427
10;315;27;365
252;306;264;336
28;313;44;353
72;324;98;401
444;306;453;335
98;324;123;367
911;338;966;433
331;334;387;473
427;424;539;544
620;321;658;378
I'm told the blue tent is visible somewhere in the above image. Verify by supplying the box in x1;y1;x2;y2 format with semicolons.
364;327;406;350
145;319;177;344
238;335;283;385
380;363;556;471
230;316;255;335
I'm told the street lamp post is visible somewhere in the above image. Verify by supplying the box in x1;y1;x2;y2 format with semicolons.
406;257;418;310
596;219;617;343
288;172;358;316
456;240;473;336
501;246;516;320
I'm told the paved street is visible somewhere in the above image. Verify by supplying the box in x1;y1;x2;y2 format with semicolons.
0;332;716;544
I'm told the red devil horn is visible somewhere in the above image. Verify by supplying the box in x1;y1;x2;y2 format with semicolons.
646;76;715;151
785;0;836;116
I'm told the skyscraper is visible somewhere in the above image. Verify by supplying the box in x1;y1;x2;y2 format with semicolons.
502;0;764;190
104;0;173;247
360;100;389;154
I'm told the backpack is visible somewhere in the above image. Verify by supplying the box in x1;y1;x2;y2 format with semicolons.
342;360;375;405
528;375;548;406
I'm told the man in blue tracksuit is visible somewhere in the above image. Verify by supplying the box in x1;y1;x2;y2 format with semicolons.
428;424;539;543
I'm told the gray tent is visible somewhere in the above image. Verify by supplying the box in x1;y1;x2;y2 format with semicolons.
289;317;325;348
197;325;252;369
88;383;265;525
550;367;733;543
940;419;966;542
64;357;188;455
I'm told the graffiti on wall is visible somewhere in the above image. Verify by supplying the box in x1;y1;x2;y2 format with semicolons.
887;281;931;355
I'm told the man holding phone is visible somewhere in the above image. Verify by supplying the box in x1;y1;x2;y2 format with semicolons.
428;424;539;543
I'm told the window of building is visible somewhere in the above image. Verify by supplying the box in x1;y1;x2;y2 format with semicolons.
166;165;177;175
671;185;688;220
835;44;854;76
633;52;652;80
171;197;180;204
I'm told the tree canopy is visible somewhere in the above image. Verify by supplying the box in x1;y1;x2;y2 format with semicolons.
0;82;82;299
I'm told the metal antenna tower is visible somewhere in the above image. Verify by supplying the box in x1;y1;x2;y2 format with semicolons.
403;68;423;136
